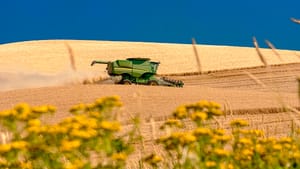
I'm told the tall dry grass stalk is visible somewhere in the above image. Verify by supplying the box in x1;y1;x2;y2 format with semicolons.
64;42;77;72
252;37;290;106
265;40;283;62
243;71;267;88
225;100;234;118
291;17;300;24
286;106;300;129
247;39;300;130
150;117;157;140
252;37;268;67
192;38;202;73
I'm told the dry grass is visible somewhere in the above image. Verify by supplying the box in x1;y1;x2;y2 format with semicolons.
291;17;300;24
252;37;268;67
265;40;283;61
64;42;77;72
192;38;202;73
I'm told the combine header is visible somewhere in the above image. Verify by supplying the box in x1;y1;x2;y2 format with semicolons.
91;58;183;87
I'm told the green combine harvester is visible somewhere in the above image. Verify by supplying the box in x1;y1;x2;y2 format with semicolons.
91;58;184;87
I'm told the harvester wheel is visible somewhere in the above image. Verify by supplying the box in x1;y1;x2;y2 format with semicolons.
148;80;158;86
122;79;132;85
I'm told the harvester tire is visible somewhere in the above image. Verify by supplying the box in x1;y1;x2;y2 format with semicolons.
122;79;132;85
148;80;158;86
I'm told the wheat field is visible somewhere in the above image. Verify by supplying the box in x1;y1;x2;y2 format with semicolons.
0;40;300;167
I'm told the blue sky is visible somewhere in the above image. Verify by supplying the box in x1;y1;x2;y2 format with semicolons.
0;0;300;50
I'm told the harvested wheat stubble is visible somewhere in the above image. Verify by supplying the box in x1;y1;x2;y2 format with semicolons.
0;85;297;123
176;63;300;93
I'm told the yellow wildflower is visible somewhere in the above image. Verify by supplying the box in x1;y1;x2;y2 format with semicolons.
85;117;98;128
241;149;253;158
293;152;300;159
259;137;276;144
197;100;210;108
240;129;264;137
48;125;68;134
212;135;231;143
28;119;41;126
19;161;32;169
71;123;82;130
220;163;234;169
89;111;101;118
210;108;224;116
190;111;207;121
252;129;264;137
62;117;74;124
64;162;81;169
0;144;11;153
151;155;162;163
32;105;50;114
180;133;196;145
0;110;15;117
95;96;122;107
255;144;265;154
164;118;183;128
112;152;127;161
273;144;282;151
14;103;31;114
73;115;98;128
69;103;86;113
230;119;249;127
283;143;292;149
157;135;170;143
205;161;217;168
209;101;221;109
214;129;226;135
14;103;32;120
143;154;162;166
11;141;28;150
173;105;187;119
60;139;81;152
100;121;121;131
214;148;230;157
279;137;292;144
71;129;97;139
238;138;253;146
193;127;212;136
47;105;56;113
171;132;184;138
27;126;42;133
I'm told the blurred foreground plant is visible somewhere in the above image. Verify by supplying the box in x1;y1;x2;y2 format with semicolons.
2;97;300;169
0;96;138;169
145;100;300;169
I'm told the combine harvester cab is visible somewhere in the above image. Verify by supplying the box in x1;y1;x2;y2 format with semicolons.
91;58;184;87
